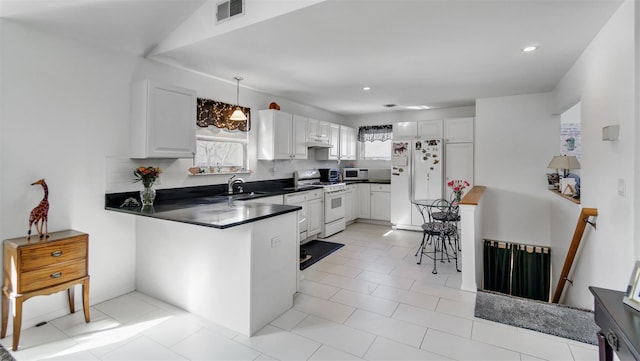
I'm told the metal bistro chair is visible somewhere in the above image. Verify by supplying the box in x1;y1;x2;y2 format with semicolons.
414;199;460;274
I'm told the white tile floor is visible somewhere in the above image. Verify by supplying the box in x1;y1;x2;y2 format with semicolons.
1;223;598;360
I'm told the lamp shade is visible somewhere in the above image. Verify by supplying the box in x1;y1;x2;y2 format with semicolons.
229;106;247;121
547;155;581;170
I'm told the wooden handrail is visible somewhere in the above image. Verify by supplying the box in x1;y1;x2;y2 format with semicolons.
552;207;598;303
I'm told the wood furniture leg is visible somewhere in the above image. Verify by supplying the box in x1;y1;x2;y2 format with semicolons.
82;278;90;322
1;289;8;338
12;295;23;351
67;287;75;314
597;331;613;361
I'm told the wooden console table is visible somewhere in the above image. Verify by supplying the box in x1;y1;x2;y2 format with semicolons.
590;286;640;361
1;230;90;351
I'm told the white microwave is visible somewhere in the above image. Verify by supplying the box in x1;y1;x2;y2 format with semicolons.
343;168;368;181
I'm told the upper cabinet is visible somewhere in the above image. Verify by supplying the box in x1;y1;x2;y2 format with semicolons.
340;125;356;160
130;80;197;158
393;120;444;139
308;118;331;146
445;117;474;143
316;124;356;161
258;110;308;160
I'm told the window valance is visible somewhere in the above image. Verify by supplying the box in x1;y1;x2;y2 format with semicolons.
358;124;393;142
196;98;251;131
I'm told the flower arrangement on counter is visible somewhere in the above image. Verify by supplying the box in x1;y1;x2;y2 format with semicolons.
133;166;162;188
448;179;470;203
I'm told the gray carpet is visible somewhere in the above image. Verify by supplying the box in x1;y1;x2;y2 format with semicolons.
0;345;14;361
474;289;599;345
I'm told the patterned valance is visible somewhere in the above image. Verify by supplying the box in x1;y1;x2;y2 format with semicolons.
358;124;393;142
196;98;251;131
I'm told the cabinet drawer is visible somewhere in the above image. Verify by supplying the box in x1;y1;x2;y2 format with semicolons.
307;189;323;200
371;184;390;192
20;239;87;271
20;259;87;293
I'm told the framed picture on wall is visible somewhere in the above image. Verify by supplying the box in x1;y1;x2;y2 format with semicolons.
622;261;640;312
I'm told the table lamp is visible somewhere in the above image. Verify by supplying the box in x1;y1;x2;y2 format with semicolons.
547;155;581;177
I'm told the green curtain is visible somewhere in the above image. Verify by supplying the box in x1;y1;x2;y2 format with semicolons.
483;240;512;294
511;245;551;301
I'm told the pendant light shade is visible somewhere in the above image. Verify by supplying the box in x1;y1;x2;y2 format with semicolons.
229;76;247;121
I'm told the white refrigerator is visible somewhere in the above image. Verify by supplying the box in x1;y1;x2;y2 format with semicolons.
390;138;444;230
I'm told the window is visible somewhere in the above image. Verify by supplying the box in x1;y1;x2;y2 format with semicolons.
191;97;250;175
358;125;392;160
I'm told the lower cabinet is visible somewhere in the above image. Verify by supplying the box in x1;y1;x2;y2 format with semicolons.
306;190;323;237
370;184;391;221
345;184;358;223
358;184;371;219
356;183;390;221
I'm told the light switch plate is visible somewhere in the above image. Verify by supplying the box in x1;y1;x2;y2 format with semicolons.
618;178;625;196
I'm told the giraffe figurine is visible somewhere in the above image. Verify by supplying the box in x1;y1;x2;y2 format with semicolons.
27;179;49;240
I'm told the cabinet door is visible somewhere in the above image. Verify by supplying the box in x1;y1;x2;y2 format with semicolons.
417;119;444;139
307;197;322;236
130;80;196;158
358;184;371;219
317;121;331;144
273;112;294;159
370;191;391;221
394;122;417;139
292;114;308;159
445;142;474;200
345;190;353;222
328;123;341;159
339;126;356;160
445;117;474;143
308;118;319;141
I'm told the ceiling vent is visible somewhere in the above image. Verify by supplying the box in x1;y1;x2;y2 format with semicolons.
217;0;244;22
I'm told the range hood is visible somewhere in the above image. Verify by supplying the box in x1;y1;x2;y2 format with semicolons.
307;141;333;148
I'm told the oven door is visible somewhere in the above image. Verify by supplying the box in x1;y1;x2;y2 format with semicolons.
324;190;346;223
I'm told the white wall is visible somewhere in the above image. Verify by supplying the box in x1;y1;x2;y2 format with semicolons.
475;93;558;247
550;0;636;308
0;19;344;330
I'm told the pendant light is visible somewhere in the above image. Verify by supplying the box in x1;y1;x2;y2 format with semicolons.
229;76;247;121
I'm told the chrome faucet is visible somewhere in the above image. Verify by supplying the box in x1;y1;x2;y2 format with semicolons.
227;175;245;194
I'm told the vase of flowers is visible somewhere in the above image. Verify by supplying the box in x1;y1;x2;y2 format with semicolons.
133;166;162;207
448;179;470;205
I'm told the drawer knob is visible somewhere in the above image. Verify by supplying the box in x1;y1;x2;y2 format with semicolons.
606;330;619;351
51;251;63;257
50;272;62;279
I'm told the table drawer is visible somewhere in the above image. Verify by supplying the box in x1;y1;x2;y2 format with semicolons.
19;259;87;293
594;300;636;361
19;239;87;271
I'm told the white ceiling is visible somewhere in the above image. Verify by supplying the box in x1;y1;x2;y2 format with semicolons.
1;0;624;115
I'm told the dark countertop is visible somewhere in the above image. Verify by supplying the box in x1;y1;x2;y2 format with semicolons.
344;180;391;185
105;179;303;229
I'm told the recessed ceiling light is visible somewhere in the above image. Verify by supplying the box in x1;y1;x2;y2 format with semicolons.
363;86;371;91
522;45;539;52
406;105;431;110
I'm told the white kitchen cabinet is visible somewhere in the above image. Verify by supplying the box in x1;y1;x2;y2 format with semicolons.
258;110;307;160
308;118;330;145
307;189;322;237
358;183;371;219
316;123;341;160
418;119;444;139
285;191;309;240
393;120;443;140
340;126;357;160
445;117;474;143
130;80;196;158
393;122;418;140
345;184;358;223
445;142;474;200
370;184;391;221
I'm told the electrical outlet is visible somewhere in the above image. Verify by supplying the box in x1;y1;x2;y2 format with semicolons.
618;178;625;197
271;237;281;248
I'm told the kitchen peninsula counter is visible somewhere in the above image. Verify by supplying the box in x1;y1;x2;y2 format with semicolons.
105;181;300;337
